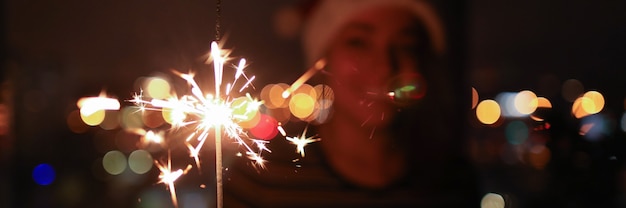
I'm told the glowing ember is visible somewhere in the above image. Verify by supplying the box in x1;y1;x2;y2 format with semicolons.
285;127;321;157
155;154;192;208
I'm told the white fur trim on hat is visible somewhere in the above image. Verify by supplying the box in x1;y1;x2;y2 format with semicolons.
302;0;445;65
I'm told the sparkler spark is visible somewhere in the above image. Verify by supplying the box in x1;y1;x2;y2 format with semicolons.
286;127;321;157
155;154;192;208
282;59;326;98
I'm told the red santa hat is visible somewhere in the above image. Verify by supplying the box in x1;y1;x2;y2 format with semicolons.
297;0;446;65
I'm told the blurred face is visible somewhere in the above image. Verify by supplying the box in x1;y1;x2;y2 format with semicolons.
325;7;424;127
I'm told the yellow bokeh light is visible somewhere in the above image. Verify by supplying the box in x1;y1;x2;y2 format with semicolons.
102;150;127;175
145;77;171;99
231;97;259;121
238;111;261;129
537;97;552;108
289;93;315;119
80;109;105;126
572;97;592;118
231;96;262;129
481;193;505;208
581;91;604;114
514;90;538;115
476;100;501;125
472;87;479;109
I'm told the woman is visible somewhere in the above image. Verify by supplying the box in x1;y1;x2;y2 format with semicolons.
225;0;478;206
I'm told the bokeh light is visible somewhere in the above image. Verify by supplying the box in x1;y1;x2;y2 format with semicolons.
269;83;290;109
513;90;538;115
80;109;105;126
472;87;479;109
249;114;278;140
162;107;186;125
260;84;274;108
289;93;315;119
481;193;505;208
572;96;597;119
292;83;315;98
387;73;427;106
581;91;604;114
100;110;120;130
505;121;528;145
476;100;501;125
561;79;584;102
495;92;523;117
120;106;144;130
32;163;55;186
580;114;610;141
265;107;291;124
231;96;261;129
313;84;334;110
531;97;552;121
142;110;165;129
537;97;552;108
144;77;171;99
102;150;127;175
128;150;153;174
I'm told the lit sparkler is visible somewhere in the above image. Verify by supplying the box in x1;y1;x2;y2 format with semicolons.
285;126;321;157
127;41;269;208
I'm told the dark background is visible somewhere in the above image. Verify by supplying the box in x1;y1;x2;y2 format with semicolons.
0;0;625;207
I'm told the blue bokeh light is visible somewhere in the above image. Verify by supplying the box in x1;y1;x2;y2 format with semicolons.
33;163;56;186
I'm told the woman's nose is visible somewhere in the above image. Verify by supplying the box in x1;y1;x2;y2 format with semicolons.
369;46;398;78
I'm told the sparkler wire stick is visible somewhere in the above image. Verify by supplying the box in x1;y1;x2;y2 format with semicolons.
215;126;223;208
282;59;326;98
214;3;223;205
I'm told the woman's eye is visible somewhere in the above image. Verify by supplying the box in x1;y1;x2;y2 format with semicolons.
345;37;368;49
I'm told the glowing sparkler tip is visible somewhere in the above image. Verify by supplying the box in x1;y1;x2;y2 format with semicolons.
314;59;326;69
282;90;291;99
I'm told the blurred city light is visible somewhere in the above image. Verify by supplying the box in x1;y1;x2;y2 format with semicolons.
481;193;505;208
32;163;56;186
476;99;501;125
103;150;127;175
